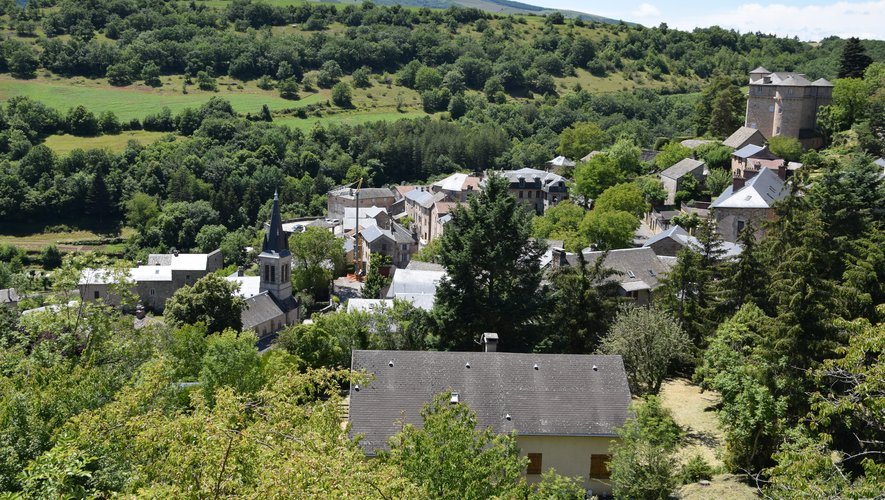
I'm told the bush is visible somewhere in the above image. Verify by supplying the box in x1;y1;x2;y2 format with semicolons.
41;245;62;270
278;78;300;100
680;455;714;484
98;111;122;135
352;66;372;88
197;71;217;91
331;82;353;108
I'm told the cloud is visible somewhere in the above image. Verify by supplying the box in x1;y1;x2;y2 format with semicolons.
632;3;661;18
671;1;885;41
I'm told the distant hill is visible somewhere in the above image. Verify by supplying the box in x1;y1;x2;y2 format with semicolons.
371;0;627;23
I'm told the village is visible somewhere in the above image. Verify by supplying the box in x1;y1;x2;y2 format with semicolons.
0;66;854;497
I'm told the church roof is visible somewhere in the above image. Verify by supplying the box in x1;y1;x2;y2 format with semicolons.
261;191;290;256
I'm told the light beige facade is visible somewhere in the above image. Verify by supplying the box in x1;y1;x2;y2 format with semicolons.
518;435;616;495
744;67;832;148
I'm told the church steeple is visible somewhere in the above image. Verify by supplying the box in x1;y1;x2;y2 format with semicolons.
262;190;289;256
259;190;292;301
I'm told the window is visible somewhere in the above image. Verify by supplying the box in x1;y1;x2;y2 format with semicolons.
527;190;532;198
150;288;155;296
94;291;100;299
590;454;611;479
737;220;745;233
264;265;270;281
526;453;542;475
186;274;190;281
270;265;275;283
769;104;775;112
518;191;523;199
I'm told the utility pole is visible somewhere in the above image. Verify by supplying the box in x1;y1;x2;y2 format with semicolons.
353;178;363;277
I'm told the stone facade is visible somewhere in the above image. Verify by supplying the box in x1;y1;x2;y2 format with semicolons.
714;207;773;242
498;168;569;215
745;67;832;148
327;187;397;221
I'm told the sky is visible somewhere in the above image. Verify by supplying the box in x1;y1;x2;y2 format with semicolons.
526;0;885;41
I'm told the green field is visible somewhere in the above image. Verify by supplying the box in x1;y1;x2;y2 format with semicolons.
0;75;323;121
43;131;176;154
275;110;429;131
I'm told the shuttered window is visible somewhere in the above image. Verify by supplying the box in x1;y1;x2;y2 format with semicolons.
526;453;542;475
590;454;611;479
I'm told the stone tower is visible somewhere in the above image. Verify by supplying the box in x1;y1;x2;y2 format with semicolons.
258;191;292;302
744;66;833;148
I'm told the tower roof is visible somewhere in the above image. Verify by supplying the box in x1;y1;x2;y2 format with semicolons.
262;191;289;255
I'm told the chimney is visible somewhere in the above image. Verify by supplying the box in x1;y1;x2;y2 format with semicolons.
551;247;567;268
777;161;787;180
172;248;179;257
237;266;244;277
481;332;499;352
733;171;746;191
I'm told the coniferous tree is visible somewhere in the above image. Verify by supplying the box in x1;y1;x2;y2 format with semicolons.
434;174;545;351
838;37;872;78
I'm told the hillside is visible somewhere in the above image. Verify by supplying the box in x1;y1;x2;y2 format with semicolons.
373;0;626;22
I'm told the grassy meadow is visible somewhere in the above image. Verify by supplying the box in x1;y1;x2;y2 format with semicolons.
42;131;177;154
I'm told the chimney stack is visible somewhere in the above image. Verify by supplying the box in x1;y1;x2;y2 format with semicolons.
551;247;567;268
237;266;244;277
777;162;787;180
732;171;746;191
481;332;499;352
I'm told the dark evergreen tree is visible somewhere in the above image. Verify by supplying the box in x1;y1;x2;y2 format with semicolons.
837;37;872;78
434;174;545;351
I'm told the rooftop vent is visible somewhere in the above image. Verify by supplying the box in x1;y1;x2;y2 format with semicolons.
465;362;471;369
504;413;512;421
450;392;460;404
592;365;598;371
533;363;539;370
481;332;499;352
388;360;394;367
627;270;636;278
354;384;360;391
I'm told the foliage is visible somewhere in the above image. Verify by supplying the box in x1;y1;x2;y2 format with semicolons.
599;305;690;395
165;274;246;333
558;121;610;160
331;82;353;108
434;174;544;351
199;329;264;405
594;182;649;217
531;200;586;251
579;209;639;251
838;37;873;78
694;76;744;137
704;168;731;196
767;136;802;162
41;244;63;270
609;397;681;499
573;154;628;202
362;253;392;299
289;227;344;299
679;455;714;484
654;142;693;171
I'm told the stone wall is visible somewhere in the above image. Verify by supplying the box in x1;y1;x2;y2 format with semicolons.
714;207;773;242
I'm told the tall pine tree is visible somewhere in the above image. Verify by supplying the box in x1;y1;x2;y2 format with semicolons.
838;37;872;78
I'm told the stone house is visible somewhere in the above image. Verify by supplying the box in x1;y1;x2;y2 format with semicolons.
403;188;446;245
723;126;767;150
430;201;461;241
327;187;397;221
731;144;784;177
551;247;675;305
643;225;743;259
497;168;569;215
659;158;706;205
358;222;417;270
711;166;788;242
430;173;481;202
79;249;223;312
745;67;833;148
349;348;631;496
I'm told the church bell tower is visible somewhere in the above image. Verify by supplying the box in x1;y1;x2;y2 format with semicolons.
259;191;292;301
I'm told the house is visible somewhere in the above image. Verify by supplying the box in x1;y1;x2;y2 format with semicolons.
659;158;706;205
430;201;461;241
723;126;766;150
0;288;19;308
226;192;299;337
80;249;223;312
430;173;481;202
358;222;417;270
342;206;390;234
551;247;675;304
327;186;397;221
731;144;785;177
404;188;446;244
643;225;743;258
349;348;632;495
547;155;576;174
745;67;833;148
497;168;569;215
711;166;788;242
384;266;444;310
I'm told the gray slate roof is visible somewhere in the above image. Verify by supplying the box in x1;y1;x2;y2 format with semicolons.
723;127;766;149
330;187;395;200
566;247;674;291
712;167;787;209
241;292;284;331
403;189;443;209
661;158;705;180
733;144;778;160
0;288;19;304
349;350;632;455
644;225;743;259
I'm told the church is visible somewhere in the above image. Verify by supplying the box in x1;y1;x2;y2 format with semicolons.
227;192;300;337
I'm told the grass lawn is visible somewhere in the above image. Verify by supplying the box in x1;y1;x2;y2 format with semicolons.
274;110;428;131
43;131;177;155
0;74;321;121
0;228;134;253
658;378;760;499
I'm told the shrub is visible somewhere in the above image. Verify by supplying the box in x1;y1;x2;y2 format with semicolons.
680;455;714;484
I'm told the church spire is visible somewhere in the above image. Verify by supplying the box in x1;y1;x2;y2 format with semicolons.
262;190;289;254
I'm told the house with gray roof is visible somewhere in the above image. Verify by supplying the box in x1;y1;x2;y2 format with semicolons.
431;173;481;202
659;158;706;205
551;247;675;304
327;186;397;221
643;225;743;258
495;168;569;215
349;348;630;494
731;144;784;178
358;221;418;271
723;126;767;150
404;188;446;245
712;166;787;242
